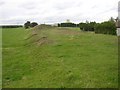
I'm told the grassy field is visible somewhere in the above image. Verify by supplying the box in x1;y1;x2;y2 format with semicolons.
2;26;118;88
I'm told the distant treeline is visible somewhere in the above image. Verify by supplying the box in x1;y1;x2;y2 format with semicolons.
0;25;23;28
94;21;116;35
1;17;116;35
58;23;79;27
79;22;96;31
58;17;116;35
79;20;116;35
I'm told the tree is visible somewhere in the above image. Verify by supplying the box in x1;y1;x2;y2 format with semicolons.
79;21;96;31
24;21;38;29
24;21;31;29
94;21;116;35
79;22;86;31
30;22;38;27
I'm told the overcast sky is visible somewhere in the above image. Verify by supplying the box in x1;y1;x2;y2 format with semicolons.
0;0;119;25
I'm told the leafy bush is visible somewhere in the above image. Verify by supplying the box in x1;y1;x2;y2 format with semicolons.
94;21;116;35
79;22;96;31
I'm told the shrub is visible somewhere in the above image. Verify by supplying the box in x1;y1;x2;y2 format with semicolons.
94;21;116;35
30;22;38;27
79;22;96;31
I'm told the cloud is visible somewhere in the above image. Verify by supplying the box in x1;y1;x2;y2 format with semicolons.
0;0;119;25
20;1;39;10
0;1;5;6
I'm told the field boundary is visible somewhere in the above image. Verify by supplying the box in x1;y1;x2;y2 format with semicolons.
0;27;2;89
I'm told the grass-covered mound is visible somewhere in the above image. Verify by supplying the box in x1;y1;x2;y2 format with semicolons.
2;27;118;88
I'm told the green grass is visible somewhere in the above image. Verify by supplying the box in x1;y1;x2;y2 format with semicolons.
2;26;118;88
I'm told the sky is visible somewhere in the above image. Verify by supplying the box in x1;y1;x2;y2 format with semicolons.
0;0;119;25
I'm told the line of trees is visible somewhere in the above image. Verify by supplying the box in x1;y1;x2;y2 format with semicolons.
23;17;116;35
79;17;116;35
0;25;23;28
79;21;96;31
57;17;116;35
94;21;116;35
58;23;79;27
1;18;116;35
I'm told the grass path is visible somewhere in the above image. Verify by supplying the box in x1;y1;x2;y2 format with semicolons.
2;27;118;88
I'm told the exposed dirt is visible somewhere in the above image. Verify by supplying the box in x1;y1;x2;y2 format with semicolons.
24;36;53;46
35;37;53;46
25;30;37;40
25;33;37;40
